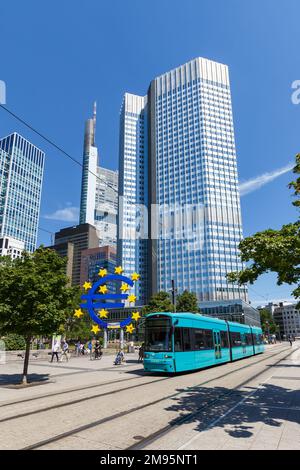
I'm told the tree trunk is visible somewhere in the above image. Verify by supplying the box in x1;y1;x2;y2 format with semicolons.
22;336;31;385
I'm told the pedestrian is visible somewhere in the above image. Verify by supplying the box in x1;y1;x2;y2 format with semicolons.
289;335;293;346
51;340;60;363
60;340;69;362
94;340;102;359
75;340;81;356
138;343;144;363
87;340;93;360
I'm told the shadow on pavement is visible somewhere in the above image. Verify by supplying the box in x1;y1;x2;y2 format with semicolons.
0;373;50;387
165;382;300;439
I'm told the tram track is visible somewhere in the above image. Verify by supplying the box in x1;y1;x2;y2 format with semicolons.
16;345;293;450
0;376;169;423
0;375;142;409
0;343;284;410
127;345;299;450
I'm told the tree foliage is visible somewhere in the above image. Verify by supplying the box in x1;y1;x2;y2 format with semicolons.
176;290;200;313
0;247;79;382
227;154;300;307
259;308;277;335
2;333;26;351
142;291;174;315
64;312;94;342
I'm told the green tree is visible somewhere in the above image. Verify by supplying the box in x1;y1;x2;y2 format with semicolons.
176;290;200;313
259;308;277;335
142;291;174;315
1;333;26;351
0;248;79;384
64;312;94;343
227;154;300;307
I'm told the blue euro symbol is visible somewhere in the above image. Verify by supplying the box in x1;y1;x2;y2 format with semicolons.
80;274;134;328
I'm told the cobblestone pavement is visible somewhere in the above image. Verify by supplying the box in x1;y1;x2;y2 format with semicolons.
0;342;299;450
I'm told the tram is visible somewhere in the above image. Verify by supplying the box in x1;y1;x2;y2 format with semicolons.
143;312;264;373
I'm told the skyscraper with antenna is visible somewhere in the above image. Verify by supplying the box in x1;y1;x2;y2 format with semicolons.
79;102;98;225
79;103;118;248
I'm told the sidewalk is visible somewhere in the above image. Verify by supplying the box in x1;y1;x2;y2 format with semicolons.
176;344;300;449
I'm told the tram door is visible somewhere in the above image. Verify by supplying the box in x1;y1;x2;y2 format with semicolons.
213;330;222;360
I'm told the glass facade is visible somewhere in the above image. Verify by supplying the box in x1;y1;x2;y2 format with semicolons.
149;58;247;302
118;58;248;305
0;133;45;252
94;166;118;248
117;93;149;304
80;104;118;248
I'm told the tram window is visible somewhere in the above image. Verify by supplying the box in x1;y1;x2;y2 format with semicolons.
174;328;183;352
220;331;229;348
144;318;172;352
204;329;214;349
245;334;253;345
182;328;192;351
230;332;242;347
258;334;263;344
194;329;206;350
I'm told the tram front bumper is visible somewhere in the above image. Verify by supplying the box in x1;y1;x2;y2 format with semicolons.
143;353;175;372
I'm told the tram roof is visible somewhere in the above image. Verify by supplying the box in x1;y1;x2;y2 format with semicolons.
146;312;259;329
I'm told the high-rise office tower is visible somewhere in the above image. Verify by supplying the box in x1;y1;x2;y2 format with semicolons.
79;102;98;226
118;93;148;304
118;57;248;303
79;103;118;248
0;132;45;253
95;166;118;248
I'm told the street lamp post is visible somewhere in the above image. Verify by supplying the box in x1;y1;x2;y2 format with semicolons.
265;320;270;343
170;280;177;313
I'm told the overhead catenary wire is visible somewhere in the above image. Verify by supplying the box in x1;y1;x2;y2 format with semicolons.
0;104;118;194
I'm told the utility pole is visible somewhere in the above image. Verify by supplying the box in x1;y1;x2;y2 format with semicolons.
171;280;177;313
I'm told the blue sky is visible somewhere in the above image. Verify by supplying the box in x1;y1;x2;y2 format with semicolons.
0;0;299;305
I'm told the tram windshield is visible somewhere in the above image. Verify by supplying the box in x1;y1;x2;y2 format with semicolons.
144;317;172;352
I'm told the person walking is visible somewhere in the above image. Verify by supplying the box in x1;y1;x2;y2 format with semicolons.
138;343;144;363
87;340;93;360
60;340;69;362
75;340;81;356
289;335;293;346
51;340;60;363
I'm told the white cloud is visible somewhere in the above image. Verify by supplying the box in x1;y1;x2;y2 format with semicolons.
44;206;79;222
239;162;294;196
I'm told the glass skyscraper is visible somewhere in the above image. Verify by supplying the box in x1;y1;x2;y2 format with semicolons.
0;132;45;253
118;57;248;304
80;103;118;248
117;93;149;304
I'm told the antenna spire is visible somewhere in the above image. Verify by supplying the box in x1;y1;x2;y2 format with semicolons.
92;101;97;145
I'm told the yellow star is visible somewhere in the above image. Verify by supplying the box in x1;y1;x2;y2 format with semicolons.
128;294;136;303
120;283;130;293
83;281;92;290
99;308;108;318
126;324;135;334
99;285;108;294
98;268;107;277
115;266;123;275
131;311;141;321
91;324;100;334
131;272;140;281
74;309;84;318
